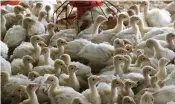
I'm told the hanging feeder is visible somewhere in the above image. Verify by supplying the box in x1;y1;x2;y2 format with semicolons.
53;0;120;33
0;0;20;6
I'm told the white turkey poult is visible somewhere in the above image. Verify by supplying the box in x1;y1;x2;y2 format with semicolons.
1;1;175;104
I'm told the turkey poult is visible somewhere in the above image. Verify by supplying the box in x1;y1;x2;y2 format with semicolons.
13;83;40;104
77;15;108;40
97;78;125;104
91;13;129;44
135;66;157;92
122;79;137;97
11;35;45;61
33;59;66;76
27;11;46;38
141;1;171;27
1;71;31;99
60;54;92;89
146;38;175;60
38;23;57;45
38;47;54;66
82;75;101;104
45;75;89;104
111;15;142;45
156;57;170;81
3;17;36;48
50;38;68;60
4;5;25;30
59;64;80;91
152;32;175;51
1;8;8;40
16;14;24;26
11;55;35;75
31;2;43;17
30;73;52;103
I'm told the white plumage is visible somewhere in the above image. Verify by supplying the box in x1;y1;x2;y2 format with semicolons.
78;42;114;66
50;29;77;46
163;70;175;86
0;40;8;59
11;36;45;60
64;39;92;58
1;71;31;99
11;55;35;75
141;1;171;27
0;56;11;74
153;85;175;104
3;25;26;48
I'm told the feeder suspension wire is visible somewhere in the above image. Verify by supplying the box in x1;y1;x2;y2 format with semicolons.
89;1;94;23
103;1;117;15
53;0;68;23
105;0;121;12
95;1;108;19
68;6;75;18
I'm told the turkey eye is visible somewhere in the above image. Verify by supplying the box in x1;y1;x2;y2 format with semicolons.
61;42;63;44
27;59;30;61
34;75;36;77
129;83;132;85
128;101;130;103
92;79;95;81
18;90;21;92
37;38;39;40
118;58;122;60
116;82;119;84
51;80;53;81
149;69;151;71
117;42;119;44
60;64;63;65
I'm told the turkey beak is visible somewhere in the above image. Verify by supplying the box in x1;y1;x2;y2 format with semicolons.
54;24;58;28
39;38;45;42
86;73;92;77
44;79;49;84
133;82;138;87
98;77;107;83
96;77;102;82
150;69;157;76
41;42;47;47
123;56;128;62
64;41;68;45
31;58;36;63
76;67;79;71
166;59;170;65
